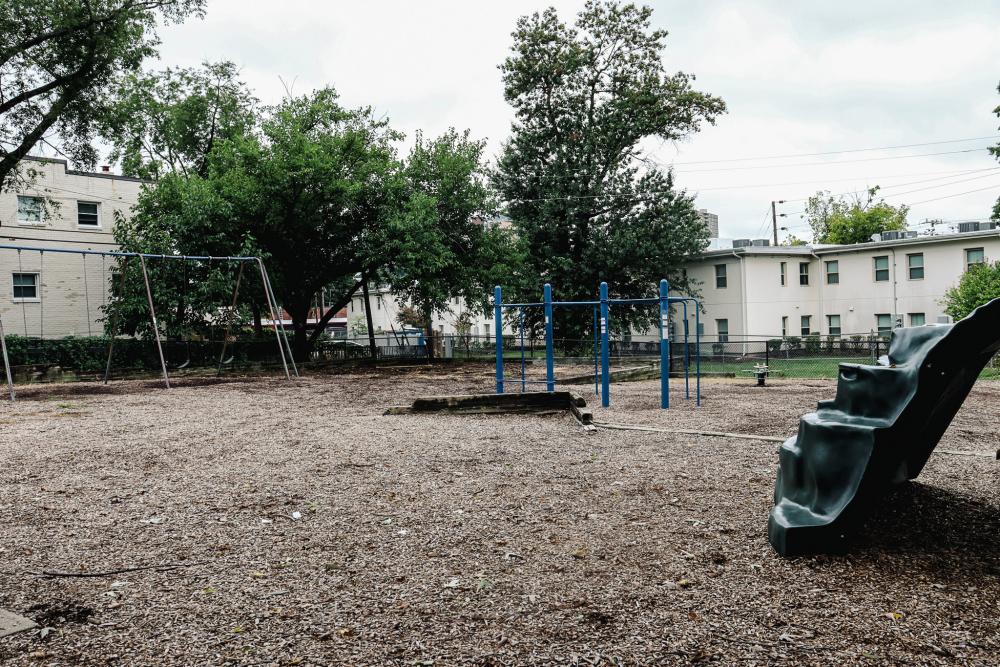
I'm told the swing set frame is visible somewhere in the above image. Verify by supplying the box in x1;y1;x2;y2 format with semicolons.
492;279;702;408
0;243;299;402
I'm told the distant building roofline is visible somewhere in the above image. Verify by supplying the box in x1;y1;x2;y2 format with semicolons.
21;155;151;184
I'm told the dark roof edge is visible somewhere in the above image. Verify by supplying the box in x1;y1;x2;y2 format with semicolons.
22;155;151;184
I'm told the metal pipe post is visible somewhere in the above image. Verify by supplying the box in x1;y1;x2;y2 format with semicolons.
682;301;690;399
256;260;291;380
543;283;555;392
217;262;245;375
494;286;503;394
0;314;15;401
695;303;701;406
659;279;670;409
592;306;599;397
519;308;526;393
600;281;610;408
261;264;298;377
139;255;170;389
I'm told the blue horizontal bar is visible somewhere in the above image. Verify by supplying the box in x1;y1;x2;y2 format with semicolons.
500;302;544;308
0;243;259;262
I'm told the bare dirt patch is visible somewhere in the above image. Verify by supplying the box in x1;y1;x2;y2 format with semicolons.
0;368;998;665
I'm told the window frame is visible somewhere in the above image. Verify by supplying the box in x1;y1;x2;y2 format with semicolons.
779;261;786;287
873;255;890;282
76;201;101;229
906;252;924;280
16;195;44;225
12;272;39;302
781;316;788;337
827;314;841;336
714;263;728;289
716;318;729;343
800;315;811;336
825;260;839;285
965;247;985;272
798;262;809;286
908;312;925;327
876;313;893;335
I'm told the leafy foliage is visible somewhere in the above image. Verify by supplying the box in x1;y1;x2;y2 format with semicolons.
0;0;205;192
100;60;256;179
943;261;1000;321
804;187;909;244
493;0;725;339
386;129;497;347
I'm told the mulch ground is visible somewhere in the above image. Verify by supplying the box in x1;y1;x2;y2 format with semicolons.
0;365;998;665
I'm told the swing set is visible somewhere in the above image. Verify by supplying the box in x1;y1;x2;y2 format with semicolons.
493;280;702;408
0;243;299;401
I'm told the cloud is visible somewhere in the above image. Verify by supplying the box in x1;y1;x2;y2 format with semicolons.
152;0;1000;238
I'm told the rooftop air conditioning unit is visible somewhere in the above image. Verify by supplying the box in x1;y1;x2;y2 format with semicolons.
751;239;771;247
903;230;918;238
958;222;980;233
936;315;953;324
983;221;998;230
881;231;902;241
870;233;882;243
733;239;752;248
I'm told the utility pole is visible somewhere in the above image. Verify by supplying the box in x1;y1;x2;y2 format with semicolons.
771;200;786;245
771;201;778;246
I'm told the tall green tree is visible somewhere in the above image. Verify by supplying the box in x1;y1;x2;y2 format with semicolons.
804;187;909;244
943;261;1000;321
110;88;411;360
0;0;205;193
386;129;496;357
494;0;725;339
100;60;257;179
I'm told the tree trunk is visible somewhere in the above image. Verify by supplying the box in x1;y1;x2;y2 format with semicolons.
423;307;435;361
251;301;263;337
291;316;309;362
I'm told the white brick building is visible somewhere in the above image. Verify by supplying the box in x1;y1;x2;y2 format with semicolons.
677;227;1000;340
0;157;145;338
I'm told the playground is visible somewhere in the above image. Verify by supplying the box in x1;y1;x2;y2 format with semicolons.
1;367;998;664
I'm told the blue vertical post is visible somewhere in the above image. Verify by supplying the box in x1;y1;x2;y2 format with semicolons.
695;303;701;406
659;279;670;409
519;308;526;393
600;281;610;408
682;301;690;399
543;283;555;392
494;286;503;394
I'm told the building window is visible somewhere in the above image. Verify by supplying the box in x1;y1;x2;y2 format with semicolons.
825;260;839;284
696;322;705;336
780;262;786;286
16;196;43;224
827;314;841;336
77;201;100;227
965;247;985;271
716;319;729;343
12;272;39;301
800;315;811;336
876;313;893;335
909;313;925;327
907;253;924;280
714;264;727;289
781;316;788;337
873;256;890;282
799;262;809;286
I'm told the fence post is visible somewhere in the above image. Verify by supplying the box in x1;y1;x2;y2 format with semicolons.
494;286;503;394
544;283;555;392
600;281;610;408
659;278;669;409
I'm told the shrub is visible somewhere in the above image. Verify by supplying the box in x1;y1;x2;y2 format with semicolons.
804;334;821;354
766;338;783;353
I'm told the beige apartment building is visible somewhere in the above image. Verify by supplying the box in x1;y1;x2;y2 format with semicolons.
0;157;145;338
677;227;1000;341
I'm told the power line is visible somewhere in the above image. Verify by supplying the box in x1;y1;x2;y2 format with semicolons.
909;183;1000;206
777;167;1000;202
661;135;1000;166
667;148;992;175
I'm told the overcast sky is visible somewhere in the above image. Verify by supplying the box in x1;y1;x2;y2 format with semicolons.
153;0;1000;240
